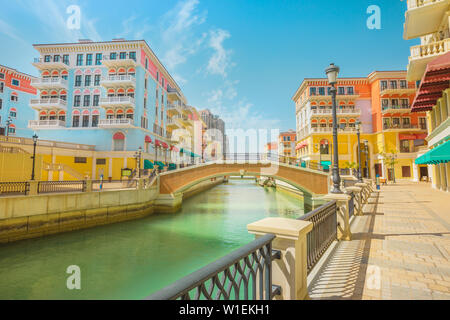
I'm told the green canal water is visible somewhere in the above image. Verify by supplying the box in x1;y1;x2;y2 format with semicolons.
0;180;304;300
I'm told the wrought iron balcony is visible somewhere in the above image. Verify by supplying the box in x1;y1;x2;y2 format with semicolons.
30;98;67;111
28;120;66;129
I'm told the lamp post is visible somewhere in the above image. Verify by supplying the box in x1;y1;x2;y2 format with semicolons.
392;153;397;184
31;134;38;181
6;117;12;137
134;146;142;178
364;140;369;178
356;121;363;182
325;63;342;194
315;143;322;170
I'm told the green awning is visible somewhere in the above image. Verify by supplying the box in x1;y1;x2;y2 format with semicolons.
144;160;154;169
415;140;450;165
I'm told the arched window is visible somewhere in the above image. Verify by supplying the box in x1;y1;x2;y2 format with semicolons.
113;132;125;151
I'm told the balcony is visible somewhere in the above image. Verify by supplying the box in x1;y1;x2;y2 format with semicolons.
98;119;134;128
100;75;136;88
310;126;357;134
166;103;182;117
380;84;416;96
31;77;68;90
28;120;66;129
33;57;69;70
166;118;181;130
408;38;450;81
174;115;192;127
311;108;361;116
381;105;412;114
30;98;67;111
99;96;135;108
167;87;183;102
383;123;427;131
101;56;136;68
404;0;450;40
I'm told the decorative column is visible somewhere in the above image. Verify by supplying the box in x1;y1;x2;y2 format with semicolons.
323;193;352;241
247;217;313;300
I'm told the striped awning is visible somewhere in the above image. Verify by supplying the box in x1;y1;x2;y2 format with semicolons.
415;140;450;165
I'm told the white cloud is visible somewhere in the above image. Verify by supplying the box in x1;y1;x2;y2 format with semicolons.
207;29;233;77
0;19;28;45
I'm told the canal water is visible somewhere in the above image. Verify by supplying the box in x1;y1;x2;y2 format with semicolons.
0;179;304;300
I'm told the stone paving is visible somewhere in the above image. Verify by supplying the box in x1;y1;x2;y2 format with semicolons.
308;181;450;300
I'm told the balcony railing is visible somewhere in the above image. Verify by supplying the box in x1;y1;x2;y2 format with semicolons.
31;77;68;89
33;57;69;69
407;0;445;10
410;38;450;61
100;75;136;86
99;96;135;107
310;126;357;133
381;105;411;113
30;98;67;110
311;108;361;115
98;118;133;128
383;123;423;130
29;120;66;129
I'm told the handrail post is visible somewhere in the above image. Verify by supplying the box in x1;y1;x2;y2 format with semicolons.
28;180;39;196
247;217;313;300
346;186;363;216
323;193;352;241
85;180;93;193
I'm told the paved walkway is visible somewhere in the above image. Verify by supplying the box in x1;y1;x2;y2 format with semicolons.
308;182;450;300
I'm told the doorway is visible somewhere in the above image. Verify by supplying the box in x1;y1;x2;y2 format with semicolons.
419;166;429;182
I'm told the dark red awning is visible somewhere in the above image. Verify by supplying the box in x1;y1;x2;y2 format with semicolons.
411;52;450;113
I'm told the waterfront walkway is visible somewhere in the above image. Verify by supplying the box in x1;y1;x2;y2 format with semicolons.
308;182;450;300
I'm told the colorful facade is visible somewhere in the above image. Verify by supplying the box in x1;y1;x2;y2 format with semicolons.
26;39;196;178
278;130;296;163
293;71;428;181
0;65;37;137
404;0;450;192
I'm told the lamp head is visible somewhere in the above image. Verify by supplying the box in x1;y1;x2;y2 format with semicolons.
325;63;340;85
355;120;361;131
32;134;38;142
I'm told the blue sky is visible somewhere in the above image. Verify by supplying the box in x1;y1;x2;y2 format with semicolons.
0;0;418;133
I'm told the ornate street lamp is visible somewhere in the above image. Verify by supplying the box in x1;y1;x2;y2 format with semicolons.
356;121;363;182
134;146;143;178
31;134;38;181
325;63;342;194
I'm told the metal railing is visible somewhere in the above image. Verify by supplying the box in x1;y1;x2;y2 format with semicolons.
38;181;86;194
347;192;355;220
298;201;338;274
146;233;280;300
0;182;29;196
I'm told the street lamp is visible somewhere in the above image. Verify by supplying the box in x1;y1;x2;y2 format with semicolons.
364;140;369;178
356;121;363;182
392;153;397;184
315;143;321;170
6;116;13;137
134;146;143;178
31;134;38;180
325;63;342;194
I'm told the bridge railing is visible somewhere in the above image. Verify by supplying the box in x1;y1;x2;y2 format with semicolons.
146;233;281;300
298;201;338;273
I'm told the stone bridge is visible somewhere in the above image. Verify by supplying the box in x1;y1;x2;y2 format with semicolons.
155;162;330;212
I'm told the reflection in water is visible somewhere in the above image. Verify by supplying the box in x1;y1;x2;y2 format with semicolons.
0;180;304;300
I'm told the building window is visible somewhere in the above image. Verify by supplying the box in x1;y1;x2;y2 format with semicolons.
74;95;81;107
347;87;354;95
400;140;410;153
156;72;159;82
95;53;102;65
92;115;99;127
338;87;345;95
63;55;69;65
12;79;20;87
10;111;17;118
419;117;427;130
402;166;411;177
11;95;18;102
76;54;83;66
82;115;90;127
0;72;4;79
382;99;389;108
85;75;91;87
75;75;82;87
74;157;87;164
44;55;51;62
126;112;134;120
83;95;91;107
318;87;325;95
145;58;148;70
0;82;3;93
0;98;2;109
144;98;147;109
402;117;410;127
129;51;136;61
120;52;127;60
53;55;60;62
391;99;399;107
8;127;15;135
86;54;93;66
310;87;316;96
389;80;397;89
59;114;65;122
93;95;100;106
94;75;101;86
110;52;117;60
96;158;106;165
145;78;148;90
401;99;409;107
400;80;407;89
72;115;80;127
381;80;387;91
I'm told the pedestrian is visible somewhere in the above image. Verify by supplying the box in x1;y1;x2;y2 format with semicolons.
376;174;380;190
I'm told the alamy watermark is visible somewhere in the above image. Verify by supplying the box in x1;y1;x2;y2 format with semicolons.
66;5;81;30
66;265;81;290
367;5;381;30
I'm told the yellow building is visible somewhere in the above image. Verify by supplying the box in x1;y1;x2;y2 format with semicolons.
404;0;450;192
